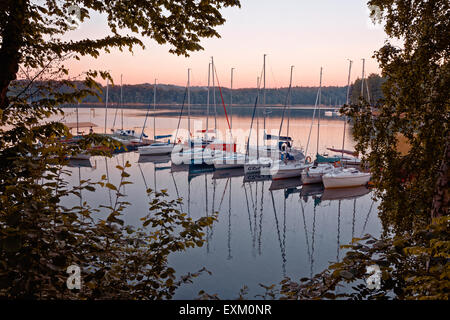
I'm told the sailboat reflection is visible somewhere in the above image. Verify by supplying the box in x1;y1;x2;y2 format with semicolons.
321;185;370;201
269;177;302;199
243;173;272;183
300;183;324;201
61;151;379;292
188;164;215;182
212;167;245;180
68;158;92;168
243;180;262;257
138;154;171;164
299;184;374;275
270;190;287;277
170;163;190;173
269;177;302;191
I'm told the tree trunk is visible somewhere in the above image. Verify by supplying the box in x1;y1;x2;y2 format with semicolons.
0;0;27;109
431;133;449;219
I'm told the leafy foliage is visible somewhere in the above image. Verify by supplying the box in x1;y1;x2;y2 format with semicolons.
251;0;449;301
343;0;449;233
349;73;385;106
0;0;238;299
0;161;216;299
277;216;449;300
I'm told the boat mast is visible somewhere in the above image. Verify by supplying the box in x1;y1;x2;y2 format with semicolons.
256;76;260;159
104;78;109;134
139;82;153;141
212;57;217;135
287;65;294;139
362;58;371;104
304;67;322;162
120;74;123;131
206;63;211;138
278;66;294;140
263;54;267;141
187;68;191;144
153;78;157;140
316;67;323;156
341;60;353;158
76;101;79;136
361;58;365;98
230;67;234;130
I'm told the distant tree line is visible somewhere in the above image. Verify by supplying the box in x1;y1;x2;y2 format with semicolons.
350;73;385;105
81;83;349;106
11;75;386;107
86;75;386;107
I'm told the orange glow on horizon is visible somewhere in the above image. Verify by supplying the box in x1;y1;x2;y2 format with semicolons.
61;0;386;88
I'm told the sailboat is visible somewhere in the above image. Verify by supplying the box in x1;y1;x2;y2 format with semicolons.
244;59;274;175
213;65;245;169
300;63;355;184
246;55;297;159
322;167;371;188
270;66;310;180
310;69;341;164
301;162;335;184
68;103;92;160
209;58;237;153
138;79;175;156
173;68;223;166
321;60;372;189
190;61;215;149
110;75;147;140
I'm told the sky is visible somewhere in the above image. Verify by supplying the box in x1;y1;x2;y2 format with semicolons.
65;0;389;88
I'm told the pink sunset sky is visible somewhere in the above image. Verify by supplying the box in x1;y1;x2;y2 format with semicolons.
65;0;389;88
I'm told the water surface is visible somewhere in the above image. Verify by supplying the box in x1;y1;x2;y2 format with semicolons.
60;106;381;299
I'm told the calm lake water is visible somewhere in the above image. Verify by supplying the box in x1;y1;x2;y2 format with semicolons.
59;106;381;299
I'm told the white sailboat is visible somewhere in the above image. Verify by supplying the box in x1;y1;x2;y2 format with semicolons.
269;66;309;180
139;140;174;156
271;160;312;180
322;167;371;189
212;66;246;170
110;75;147;140
138;79;174;156
243;57;275;175
301;163;335;184
69;102;91;160
321;60;372;189
170;68;225;165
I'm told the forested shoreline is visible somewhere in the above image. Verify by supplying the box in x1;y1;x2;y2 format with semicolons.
14;74;385;107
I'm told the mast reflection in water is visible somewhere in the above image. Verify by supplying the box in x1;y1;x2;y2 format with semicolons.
60;106;381;299
64;152;380;299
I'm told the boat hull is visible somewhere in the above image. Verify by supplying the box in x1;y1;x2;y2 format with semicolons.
271;168;304;180
301;164;336;184
138;144;174;156
322;172;371;189
301;173;323;185
270;161;312;180
244;163;271;174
